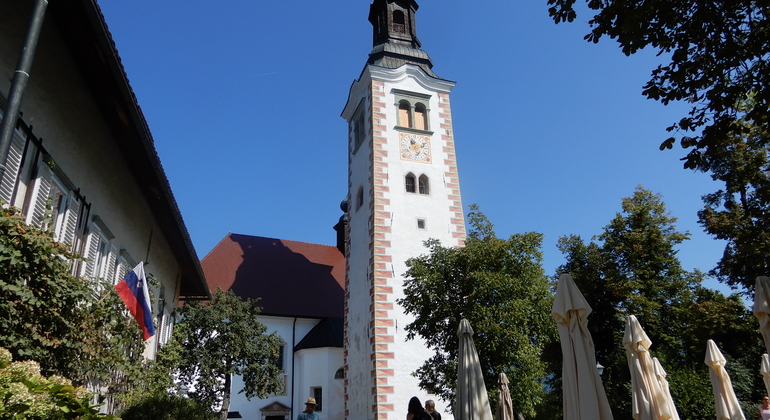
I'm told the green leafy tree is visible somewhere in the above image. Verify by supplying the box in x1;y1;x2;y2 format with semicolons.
697;104;770;290
547;0;770;291
0;206;165;413
555;187;761;419
170;288;284;420
397;205;557;418
547;0;770;171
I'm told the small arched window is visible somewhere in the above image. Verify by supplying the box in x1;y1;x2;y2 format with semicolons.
393;10;406;33
398;100;412;127
405;173;416;193
418;175;429;195
414;103;428;131
335;367;345;379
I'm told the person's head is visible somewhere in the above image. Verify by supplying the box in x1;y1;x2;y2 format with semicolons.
763;396;770;406
425;400;436;413
305;397;317;412
408;396;423;414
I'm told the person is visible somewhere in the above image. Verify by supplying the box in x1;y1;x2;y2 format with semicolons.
425;399;441;420
759;396;770;420
297;397;319;420
407;396;431;420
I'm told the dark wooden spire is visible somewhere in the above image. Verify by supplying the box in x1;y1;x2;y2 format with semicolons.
366;0;436;77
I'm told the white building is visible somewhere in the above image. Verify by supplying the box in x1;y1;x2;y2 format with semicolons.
0;0;210;359
201;233;346;420
340;1;465;419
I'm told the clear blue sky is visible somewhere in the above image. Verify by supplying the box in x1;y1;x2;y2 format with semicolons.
97;0;727;288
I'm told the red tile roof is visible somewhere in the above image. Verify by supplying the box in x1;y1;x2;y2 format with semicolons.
201;233;345;318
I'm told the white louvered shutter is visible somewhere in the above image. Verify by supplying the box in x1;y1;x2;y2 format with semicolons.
28;164;52;228
115;262;129;284
60;195;81;247
103;247;117;285
81;231;101;279
0;133;25;205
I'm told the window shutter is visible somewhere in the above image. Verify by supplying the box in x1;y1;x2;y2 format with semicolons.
81;231;101;278
0;133;25;205
28;164;52;228
103;246;117;285
60;195;81;247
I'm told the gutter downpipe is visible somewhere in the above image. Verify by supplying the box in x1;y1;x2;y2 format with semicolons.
0;0;48;181
291;317;297;420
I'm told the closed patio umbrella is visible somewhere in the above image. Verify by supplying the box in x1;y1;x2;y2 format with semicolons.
552;273;613;420
652;357;679;420
455;318;493;420
497;372;513;420
754;276;770;354
623;315;673;420
762;354;770;397
705;339;745;420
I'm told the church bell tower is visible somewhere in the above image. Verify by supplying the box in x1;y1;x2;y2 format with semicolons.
340;1;466;419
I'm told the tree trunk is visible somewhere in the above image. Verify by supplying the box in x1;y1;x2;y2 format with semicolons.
220;373;231;420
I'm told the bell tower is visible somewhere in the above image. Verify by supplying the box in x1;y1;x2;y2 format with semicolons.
340;1;466;419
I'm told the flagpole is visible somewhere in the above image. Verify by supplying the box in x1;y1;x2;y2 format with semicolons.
0;0;48;182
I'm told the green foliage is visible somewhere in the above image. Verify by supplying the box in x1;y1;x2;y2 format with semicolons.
119;394;216;420
0;206;163;412
555;186;762;420
0;207;91;377
397;205;557;418
547;0;770;290
696;104;770;290
170;289;284;419
0;347;115;420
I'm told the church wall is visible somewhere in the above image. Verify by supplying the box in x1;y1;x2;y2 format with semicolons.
294;347;345;420
227;316;323;419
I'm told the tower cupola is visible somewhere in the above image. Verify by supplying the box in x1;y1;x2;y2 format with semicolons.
366;0;437;77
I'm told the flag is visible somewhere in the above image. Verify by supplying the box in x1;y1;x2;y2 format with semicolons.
115;262;155;340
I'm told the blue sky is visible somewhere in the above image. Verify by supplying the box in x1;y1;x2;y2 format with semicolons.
97;1;727;288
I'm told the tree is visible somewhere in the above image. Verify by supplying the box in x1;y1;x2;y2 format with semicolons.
170;288;284;420
397;205;557;418
696;104;770;290
555;187;761;419
0;206;147;398
547;0;770;290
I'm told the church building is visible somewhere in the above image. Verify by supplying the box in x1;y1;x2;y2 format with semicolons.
340;0;466;418
201;1;465;419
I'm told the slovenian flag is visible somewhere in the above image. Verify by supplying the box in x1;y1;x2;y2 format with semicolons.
115;262;155;340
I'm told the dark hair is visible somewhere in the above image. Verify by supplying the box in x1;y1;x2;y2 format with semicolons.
408;396;423;414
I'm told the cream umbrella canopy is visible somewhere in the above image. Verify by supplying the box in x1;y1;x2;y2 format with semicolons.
455;319;493;420
551;273;613;420
623;315;673;420
705;339;746;420
761;354;770;398
497;373;514;420
652;357;679;420
754;276;770;354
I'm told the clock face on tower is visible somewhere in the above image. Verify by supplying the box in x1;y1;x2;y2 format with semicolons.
400;132;431;162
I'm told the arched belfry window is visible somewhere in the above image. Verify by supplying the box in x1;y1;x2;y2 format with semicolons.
405;173;416;193
418;175;429;195
414;103;428;131
393;89;431;132
392;10;406;33
398;100;412;128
